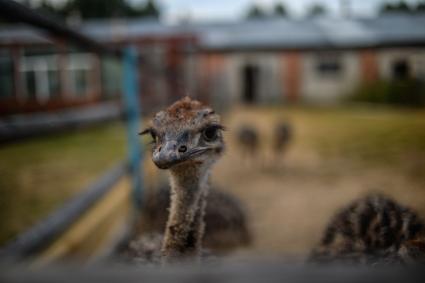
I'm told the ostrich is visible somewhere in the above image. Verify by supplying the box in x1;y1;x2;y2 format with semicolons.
273;121;292;157
135;184;251;253
310;194;425;265
236;125;259;162
136;96;227;264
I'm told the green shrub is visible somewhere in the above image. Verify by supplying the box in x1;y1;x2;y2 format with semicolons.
349;79;425;107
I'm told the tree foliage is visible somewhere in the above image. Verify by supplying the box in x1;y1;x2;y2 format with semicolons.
274;3;288;17
380;1;425;14
246;4;267;19
307;3;328;17
418;2;425;12
246;2;289;19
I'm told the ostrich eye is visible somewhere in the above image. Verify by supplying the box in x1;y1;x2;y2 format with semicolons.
149;131;157;144
202;125;220;142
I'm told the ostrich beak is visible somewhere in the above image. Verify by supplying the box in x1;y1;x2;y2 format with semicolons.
152;140;210;170
152;140;180;169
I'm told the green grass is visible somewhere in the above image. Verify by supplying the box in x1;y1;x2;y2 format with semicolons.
0;122;127;246
300;107;425;161
268;105;425;179
2;106;425;247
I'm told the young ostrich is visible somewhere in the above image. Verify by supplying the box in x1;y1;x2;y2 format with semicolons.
310;194;425;265
236;125;259;161
273;121;292;157
139;96;226;263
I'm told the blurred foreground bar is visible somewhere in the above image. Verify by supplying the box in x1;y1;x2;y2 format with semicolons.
0;261;424;283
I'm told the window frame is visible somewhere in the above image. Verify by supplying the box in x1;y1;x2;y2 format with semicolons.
20;54;59;103
314;52;344;78
66;53;94;98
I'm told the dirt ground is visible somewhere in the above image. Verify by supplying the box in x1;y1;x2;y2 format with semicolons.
201;106;425;258
3;105;424;260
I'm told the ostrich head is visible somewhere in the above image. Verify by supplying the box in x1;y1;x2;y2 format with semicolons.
141;97;225;173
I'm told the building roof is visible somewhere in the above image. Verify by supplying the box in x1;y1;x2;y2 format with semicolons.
1;14;425;50
195;14;425;50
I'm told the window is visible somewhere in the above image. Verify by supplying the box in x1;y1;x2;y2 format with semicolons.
67;53;94;97
20;55;60;103
315;53;344;77
0;51;14;99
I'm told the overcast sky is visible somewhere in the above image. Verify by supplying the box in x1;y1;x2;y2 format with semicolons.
26;0;424;22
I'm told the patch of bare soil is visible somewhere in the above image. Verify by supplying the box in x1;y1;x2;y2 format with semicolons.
209;107;425;258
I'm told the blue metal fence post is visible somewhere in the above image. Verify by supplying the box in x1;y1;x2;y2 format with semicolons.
123;46;143;209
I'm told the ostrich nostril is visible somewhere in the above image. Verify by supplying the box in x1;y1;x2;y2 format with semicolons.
178;145;187;153
158;146;162;152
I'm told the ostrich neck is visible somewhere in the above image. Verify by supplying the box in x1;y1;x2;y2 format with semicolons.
161;165;210;262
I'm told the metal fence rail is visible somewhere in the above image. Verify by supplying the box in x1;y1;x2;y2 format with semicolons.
0;0;120;56
0;0;143;261
0;163;128;259
0;102;122;143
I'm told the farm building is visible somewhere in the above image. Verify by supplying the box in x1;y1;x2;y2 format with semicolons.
0;19;196;116
194;15;425;107
1;14;425;116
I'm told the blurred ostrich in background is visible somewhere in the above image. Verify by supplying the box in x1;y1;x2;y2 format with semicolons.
236;125;259;164
273;121;292;164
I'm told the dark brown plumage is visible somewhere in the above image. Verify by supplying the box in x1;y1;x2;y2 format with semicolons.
134;184;251;254
236;125;259;157
128;97;248;264
310;194;425;265
273;122;292;155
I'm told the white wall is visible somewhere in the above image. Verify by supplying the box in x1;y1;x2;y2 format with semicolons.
208;51;363;106
189;47;425;107
300;51;361;104
215;52;284;106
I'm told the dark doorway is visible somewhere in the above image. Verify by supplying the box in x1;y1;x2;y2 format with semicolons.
242;64;259;104
392;59;410;80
